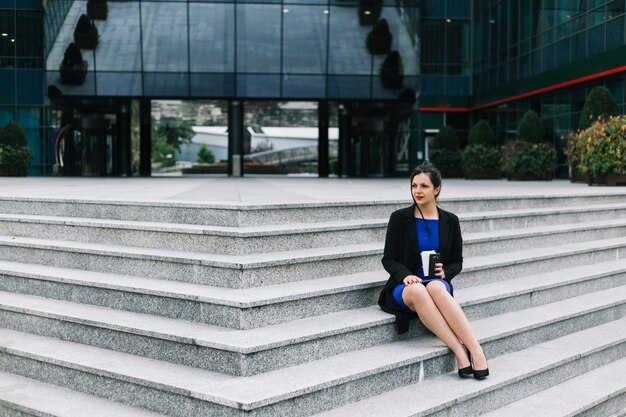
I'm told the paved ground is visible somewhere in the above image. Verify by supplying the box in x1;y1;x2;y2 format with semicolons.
1;175;626;204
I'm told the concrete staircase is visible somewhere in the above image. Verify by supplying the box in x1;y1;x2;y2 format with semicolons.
0;193;625;416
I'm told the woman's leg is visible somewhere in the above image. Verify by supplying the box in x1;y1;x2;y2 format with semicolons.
425;281;488;370
402;284;470;369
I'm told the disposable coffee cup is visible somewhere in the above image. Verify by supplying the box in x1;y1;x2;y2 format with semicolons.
420;250;436;277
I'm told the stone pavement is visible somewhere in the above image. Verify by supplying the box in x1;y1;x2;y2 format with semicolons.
2;175;626;204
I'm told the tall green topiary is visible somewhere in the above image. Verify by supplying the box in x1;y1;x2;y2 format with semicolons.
429;125;462;177
468;119;496;146
432;125;460;150
517;110;544;143
578;86;619;130
0;121;27;148
0;121;33;176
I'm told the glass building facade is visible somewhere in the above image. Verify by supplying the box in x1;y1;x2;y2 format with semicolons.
3;0;626;178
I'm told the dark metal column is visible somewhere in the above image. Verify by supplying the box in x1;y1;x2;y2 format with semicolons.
318;101;329;177
228;101;244;177
139;99;152;177
117;103;131;176
338;105;351;177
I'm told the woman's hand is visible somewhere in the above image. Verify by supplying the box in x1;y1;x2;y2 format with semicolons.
403;275;423;285
434;263;446;279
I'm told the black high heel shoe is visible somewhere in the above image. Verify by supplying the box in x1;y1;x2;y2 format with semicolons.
458;346;473;378
471;351;490;380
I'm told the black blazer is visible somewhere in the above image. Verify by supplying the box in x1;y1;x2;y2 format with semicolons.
378;204;463;334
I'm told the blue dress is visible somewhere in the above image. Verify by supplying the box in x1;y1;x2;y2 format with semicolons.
391;218;452;314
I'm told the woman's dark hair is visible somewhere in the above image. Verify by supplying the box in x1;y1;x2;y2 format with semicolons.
411;161;442;198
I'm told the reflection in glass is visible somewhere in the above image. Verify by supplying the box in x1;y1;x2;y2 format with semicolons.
283;6;327;74
236;5;281;73
142;2;188;72
95;2;141;72
189;3;235;72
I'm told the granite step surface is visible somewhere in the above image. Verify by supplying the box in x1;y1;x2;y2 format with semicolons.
0;308;626;416
2;208;626;256
477;357;626;417
1;256;626;331
457;201;626;233
1;193;624;227
0;213;387;255
311;317;626;417
1;276;625;377
1;234;626;288
0;372;167;417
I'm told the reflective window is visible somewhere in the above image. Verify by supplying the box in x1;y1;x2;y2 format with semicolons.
236;4;281;73
189;3;234;72
283;6;327;74
142;2;189;72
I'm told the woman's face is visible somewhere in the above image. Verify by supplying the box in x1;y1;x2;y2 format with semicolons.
411;173;440;207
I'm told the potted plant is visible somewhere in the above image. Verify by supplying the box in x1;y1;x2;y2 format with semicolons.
503;110;557;180
380;50;403;89
461;119;501;179
576;115;626;186
358;0;383;26
0;121;33;176
59;43;88;85
366;19;392;54
429;125;462;178
74;14;98;49
578;86;619;131
87;0;108;20
567;86;619;182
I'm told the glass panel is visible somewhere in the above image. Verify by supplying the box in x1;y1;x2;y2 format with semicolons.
572;31;586;61
422;0;445;17
607;0;626;19
327;75;371;98
419;75;445;95
283;6;327;74
446;76;469;96
15;11;43;64
141;2;188;72
0;107;14;126
17;69;43;104
236;74;280;97
95;2;141;72
542;43;556;71
447;0;471;18
189;3;235;72
282;75;326;98
606;77;625;103
96;72;142;96
606;16;624;49
422;20;445;64
143;72;189;96
0;10;15;65
588;6;605;26
236;4;281;73
587;24;605;55
0;69;15;104
555;37;570;66
190;73;236;97
446;20;470;64
328;5;372;75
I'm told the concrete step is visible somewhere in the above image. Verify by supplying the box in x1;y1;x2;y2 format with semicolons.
1;233;625;288
458;202;626;233
1;272;626;376
0;213;387;255
2;206;626;255
0;286;626;404
477;357;626;417
0;287;624;416
0;261;383;329
1;256;626;331
463;217;626;257
0;197;406;227
311;318;626;417
0;372;166;417
0;194;624;227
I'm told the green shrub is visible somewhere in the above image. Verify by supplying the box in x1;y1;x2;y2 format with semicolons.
575;115;626;178
517;110;544;143
196;144;215;164
461;144;501;179
0;122;33;176
468;119;496;146
502;140;557;178
432;125;460;151
578;86;619;131
429;149;463;178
